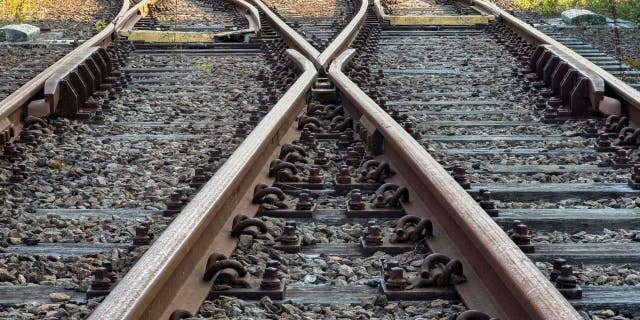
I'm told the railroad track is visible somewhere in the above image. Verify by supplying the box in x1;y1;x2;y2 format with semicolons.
1;0;640;318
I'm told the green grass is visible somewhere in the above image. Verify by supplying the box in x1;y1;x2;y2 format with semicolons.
515;0;640;23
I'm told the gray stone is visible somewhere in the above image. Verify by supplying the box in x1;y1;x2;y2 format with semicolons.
0;24;40;42
561;9;606;25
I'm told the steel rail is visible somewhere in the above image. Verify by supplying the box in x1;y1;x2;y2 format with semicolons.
235;0;262;34
87;49;317;320
248;0;321;65
316;0;368;71
471;0;640;117
328;48;583;320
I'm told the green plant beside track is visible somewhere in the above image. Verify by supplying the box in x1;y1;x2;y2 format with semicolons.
515;0;640;23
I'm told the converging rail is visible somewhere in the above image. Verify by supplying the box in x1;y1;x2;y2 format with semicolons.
3;0;640;318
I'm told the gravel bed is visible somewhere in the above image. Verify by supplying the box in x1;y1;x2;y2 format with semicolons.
497;196;640;209
150;0;249;31
0;39;286;316
0;0;121;38
531;229;639;243
0;45;69;101
380;0;478;16
260;0;355;50
197;296;466;319
536;262;640;286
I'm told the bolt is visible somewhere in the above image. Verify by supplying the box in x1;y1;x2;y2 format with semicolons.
550;258;567;282
584;120;598;135
556;265;577;288
613;149;629;167
133;225;151;246
90;267;111;292
300;127;312;141
9;166;24;183
510;223;534;253
261;267;281;290
336;165;351;184
337;134;351;148
165;191;183;214
452;166;471;189
280;223;299;244
349;190;366;210
190;166;209;189
102;261;117;282
308;166;322;184
235;121;247;137
364;224;383;245
346;148;360;166
478;190;498;217
314;148;328;165
385;267;407;291
384;261;399;280
305;133;317;149
295;192;314;211
597;132;613;150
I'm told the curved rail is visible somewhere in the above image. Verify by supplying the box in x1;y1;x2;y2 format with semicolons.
471;0;640;114
328;49;582;320
234;0;262;33
248;0;320;65
249;0;369;71
316;0;368;71
87;49;317;320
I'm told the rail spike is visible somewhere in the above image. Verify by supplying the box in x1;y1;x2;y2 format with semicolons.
390;215;433;243
230;214;271;240
252;183;288;209
409;253;465;288
371;183;409;208
269;159;302;182
358;160;393;183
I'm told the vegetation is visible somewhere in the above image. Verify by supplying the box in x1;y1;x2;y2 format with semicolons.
94;20;108;32
515;0;640;23
0;0;40;22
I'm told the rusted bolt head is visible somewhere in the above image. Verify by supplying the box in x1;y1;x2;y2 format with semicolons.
386;267;407;291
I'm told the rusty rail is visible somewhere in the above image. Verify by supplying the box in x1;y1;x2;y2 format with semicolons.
248;0;320;65
471;0;640;118
316;0;368;70
87;49;317;320
234;0;262;33
328;49;583;320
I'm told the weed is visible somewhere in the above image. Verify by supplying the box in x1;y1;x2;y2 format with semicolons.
94;20;108;33
627;57;640;69
194;61;214;72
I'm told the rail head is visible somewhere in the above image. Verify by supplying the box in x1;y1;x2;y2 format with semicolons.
316;0;369;71
328;48;583;320
88;49;317;320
